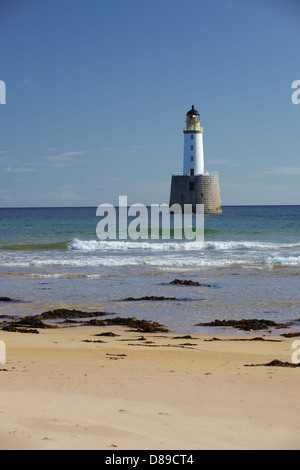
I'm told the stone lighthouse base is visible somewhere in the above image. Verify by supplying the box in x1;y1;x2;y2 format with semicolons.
169;173;222;214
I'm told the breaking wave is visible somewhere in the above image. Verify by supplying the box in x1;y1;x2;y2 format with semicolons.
0;238;299;269
68;238;300;252
68;238;205;251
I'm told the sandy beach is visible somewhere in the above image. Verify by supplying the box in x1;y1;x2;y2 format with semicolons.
0;325;299;450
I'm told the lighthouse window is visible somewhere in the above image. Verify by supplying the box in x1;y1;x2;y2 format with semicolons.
191;135;194;140
191;156;193;162
190;145;194;151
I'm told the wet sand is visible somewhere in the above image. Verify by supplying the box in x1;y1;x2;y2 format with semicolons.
0;326;299;450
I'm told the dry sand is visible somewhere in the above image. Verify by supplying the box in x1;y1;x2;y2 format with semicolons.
0;326;299;450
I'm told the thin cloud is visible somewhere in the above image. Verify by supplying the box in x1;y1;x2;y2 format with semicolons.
60;151;87;157
5;167;39;173
45;151;87;159
209;158;242;167
54;190;79;201
43;150;88;167
261;167;300;176
22;78;33;86
0;150;16;155
0;191;13;203
98;145;146;153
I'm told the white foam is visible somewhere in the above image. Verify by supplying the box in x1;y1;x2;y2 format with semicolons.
265;256;300;267
0;238;299;270
69;238;300;253
68;238;205;252
205;241;300;251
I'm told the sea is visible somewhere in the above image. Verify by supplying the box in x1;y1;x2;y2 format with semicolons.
0;205;299;335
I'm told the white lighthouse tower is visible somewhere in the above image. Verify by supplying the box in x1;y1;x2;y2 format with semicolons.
183;105;204;176
169;105;222;214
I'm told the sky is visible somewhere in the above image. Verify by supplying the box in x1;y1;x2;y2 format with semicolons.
0;0;299;207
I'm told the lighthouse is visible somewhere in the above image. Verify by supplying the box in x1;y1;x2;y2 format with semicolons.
169;105;222;214
183;105;204;176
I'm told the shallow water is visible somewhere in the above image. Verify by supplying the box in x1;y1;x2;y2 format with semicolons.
0;206;299;334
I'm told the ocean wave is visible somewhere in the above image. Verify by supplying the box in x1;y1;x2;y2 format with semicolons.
1;252;299;269
68;238;205;251
68;238;300;252
205;241;300;251
0;238;299;270
265;256;300;267
1;238;298;254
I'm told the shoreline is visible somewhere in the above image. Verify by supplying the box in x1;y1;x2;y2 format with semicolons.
0;325;299;450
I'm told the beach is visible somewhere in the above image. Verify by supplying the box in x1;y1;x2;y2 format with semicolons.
0;206;299;450
0;325;299;450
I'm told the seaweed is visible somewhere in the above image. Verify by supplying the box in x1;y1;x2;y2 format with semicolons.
245;359;300;368
169;279;213;287
124;296;179;302
196;318;289;331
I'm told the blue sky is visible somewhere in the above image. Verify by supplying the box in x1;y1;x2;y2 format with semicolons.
0;0;299;207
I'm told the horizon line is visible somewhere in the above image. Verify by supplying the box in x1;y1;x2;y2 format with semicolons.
0;204;300;210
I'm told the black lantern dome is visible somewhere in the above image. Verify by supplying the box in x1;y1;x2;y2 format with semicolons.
187;105;200;117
